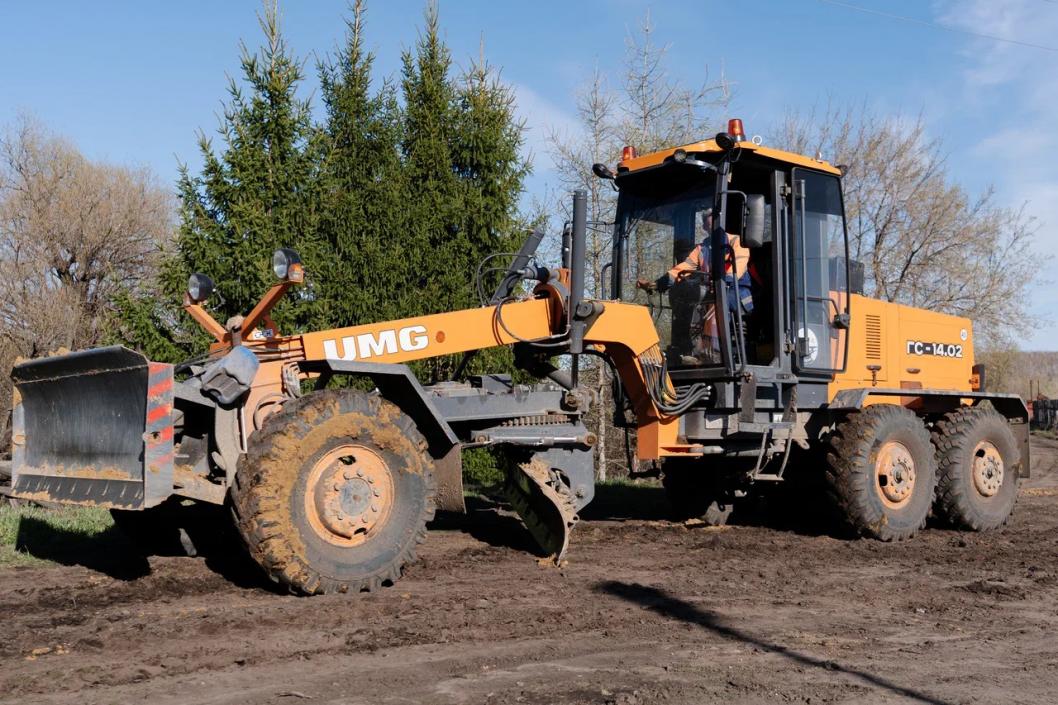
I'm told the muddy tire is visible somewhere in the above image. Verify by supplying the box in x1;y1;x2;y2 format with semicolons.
824;404;936;541
231;390;436;595
662;461;738;526
932;407;1019;531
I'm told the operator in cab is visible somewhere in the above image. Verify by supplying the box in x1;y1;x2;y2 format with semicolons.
636;207;754;365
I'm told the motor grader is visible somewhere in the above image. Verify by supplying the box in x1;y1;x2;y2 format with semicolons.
6;118;1029;595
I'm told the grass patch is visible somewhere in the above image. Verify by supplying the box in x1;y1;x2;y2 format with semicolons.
0;504;115;567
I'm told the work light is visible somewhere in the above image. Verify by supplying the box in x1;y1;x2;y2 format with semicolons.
187;273;215;303
272;248;304;282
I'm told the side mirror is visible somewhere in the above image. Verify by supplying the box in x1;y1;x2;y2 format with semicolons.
592;163;615;180
743;194;766;248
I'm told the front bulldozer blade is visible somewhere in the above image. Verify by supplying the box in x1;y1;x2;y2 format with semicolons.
505;459;579;561
10;346;174;509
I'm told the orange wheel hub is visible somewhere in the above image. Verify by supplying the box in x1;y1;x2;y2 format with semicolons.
875;440;916;509
971;441;1004;498
304;444;394;547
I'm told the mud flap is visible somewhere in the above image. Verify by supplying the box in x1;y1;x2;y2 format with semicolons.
505;458;579;561
10;346;175;509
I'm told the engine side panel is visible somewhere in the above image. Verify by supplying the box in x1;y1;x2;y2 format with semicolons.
831;294;975;402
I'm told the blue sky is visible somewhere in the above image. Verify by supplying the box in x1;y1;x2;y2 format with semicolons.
2;1;1056;347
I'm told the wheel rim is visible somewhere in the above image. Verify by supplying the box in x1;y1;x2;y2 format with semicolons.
875;440;917;509
304;444;395;547
971;441;1004;498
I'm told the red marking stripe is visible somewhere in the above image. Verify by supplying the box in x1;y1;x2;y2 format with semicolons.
146;403;172;425
147;378;173;398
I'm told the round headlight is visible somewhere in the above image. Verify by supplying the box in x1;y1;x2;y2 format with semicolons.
272;248;302;280
187;273;215;303
673;148;687;163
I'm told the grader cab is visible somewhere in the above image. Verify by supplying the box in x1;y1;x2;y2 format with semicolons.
7;119;1029;595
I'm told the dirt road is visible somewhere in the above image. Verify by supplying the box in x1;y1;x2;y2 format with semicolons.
3;437;1057;705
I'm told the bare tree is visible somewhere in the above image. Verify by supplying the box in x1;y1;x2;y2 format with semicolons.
549;68;619;479
977;348;1058;399
0;116;173;452
547;15;729;480
773;104;1042;347
620;11;729;154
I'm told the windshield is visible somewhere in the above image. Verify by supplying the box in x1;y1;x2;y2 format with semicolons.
613;169;716;363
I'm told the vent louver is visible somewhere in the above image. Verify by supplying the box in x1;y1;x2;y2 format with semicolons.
865;314;882;360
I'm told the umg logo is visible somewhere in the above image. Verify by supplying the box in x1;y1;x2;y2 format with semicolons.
323;325;429;361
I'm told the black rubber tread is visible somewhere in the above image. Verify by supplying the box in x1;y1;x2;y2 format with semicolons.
824;404;936;541
932;406;1020;531
661;459;740;526
230;390;436;596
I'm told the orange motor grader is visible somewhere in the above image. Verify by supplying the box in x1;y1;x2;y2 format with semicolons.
7;119;1029;595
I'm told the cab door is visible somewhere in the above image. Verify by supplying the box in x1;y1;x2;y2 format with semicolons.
789;168;850;374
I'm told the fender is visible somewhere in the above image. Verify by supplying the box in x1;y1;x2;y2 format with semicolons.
828;387;1030;477
298;359;464;511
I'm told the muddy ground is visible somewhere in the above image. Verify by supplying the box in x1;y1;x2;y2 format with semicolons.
2;438;1058;705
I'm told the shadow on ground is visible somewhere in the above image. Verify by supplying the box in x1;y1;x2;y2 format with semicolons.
445;478;843;541
15;516;150;581
431;494;541;554
15;505;275;591
580;482;670;521
597;580;956;705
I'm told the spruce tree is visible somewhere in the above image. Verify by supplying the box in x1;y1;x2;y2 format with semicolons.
399;4;530;380
118;2;322;360
399;3;462;326
453;53;529;266
174;3;321;331
117;1;531;381
314;0;407;331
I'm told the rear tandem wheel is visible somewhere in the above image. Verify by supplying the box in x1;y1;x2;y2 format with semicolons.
824;404;937;541
932;407;1020;531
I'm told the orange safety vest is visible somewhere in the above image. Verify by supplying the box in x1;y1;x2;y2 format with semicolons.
667;235;760;286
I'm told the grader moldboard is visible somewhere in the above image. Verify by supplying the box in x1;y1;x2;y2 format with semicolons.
7;119;1029;595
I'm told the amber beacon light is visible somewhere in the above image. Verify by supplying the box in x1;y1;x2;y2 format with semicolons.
727;118;746;142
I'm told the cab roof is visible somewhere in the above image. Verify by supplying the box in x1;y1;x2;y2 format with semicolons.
617;137;842;177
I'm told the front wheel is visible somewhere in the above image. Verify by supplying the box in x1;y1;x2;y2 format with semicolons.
231;390;436;595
